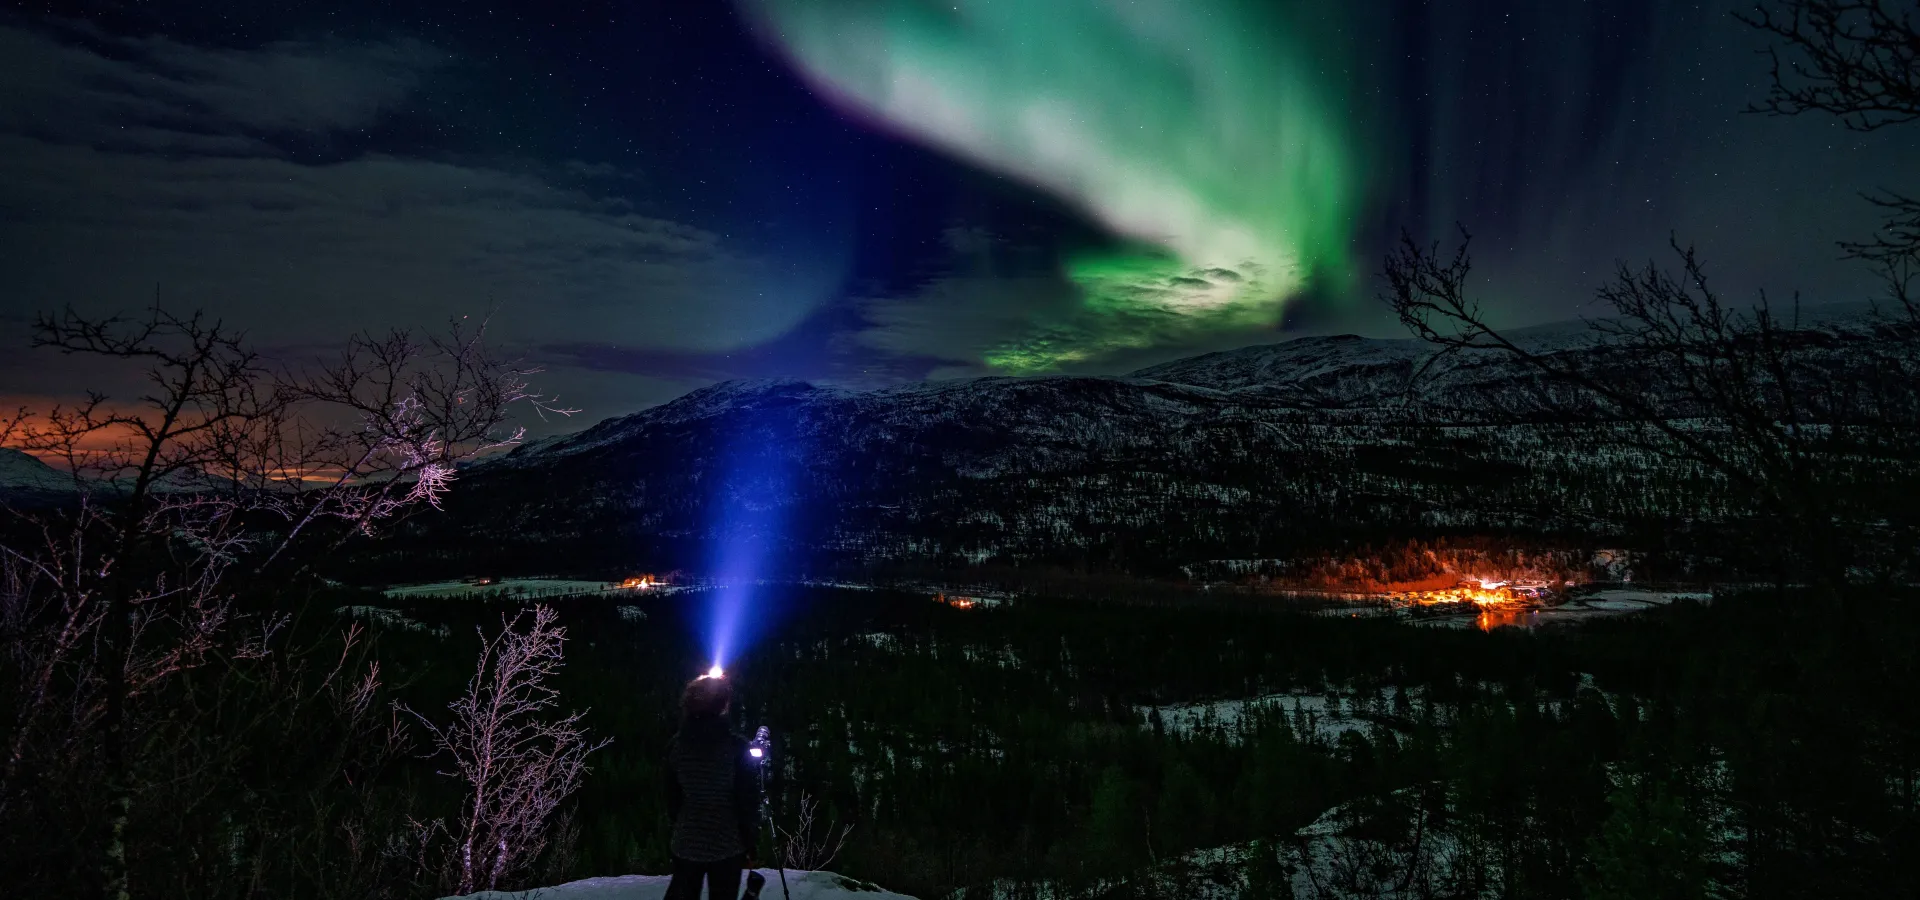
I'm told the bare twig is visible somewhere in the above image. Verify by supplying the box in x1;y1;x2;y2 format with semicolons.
776;792;854;872
1382;228;1920;585
403;606;606;895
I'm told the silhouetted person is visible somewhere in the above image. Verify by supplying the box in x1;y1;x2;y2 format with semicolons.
664;674;762;899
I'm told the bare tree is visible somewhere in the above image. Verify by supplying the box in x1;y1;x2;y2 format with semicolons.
1741;0;1920;131
260;317;576;570
1289;787;1458;900
775;791;854;871
1740;0;1920;319
118;620;423;898
1383;229;1920;585
0;304;572;899
9;307;290;900
407;605;607;896
1377;3;1920;587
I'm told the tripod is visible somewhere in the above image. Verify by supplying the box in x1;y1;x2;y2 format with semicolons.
749;727;789;900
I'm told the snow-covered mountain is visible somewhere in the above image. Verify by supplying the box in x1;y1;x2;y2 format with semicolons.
0;446;251;499
362;311;1897;581
0;447;73;494
1129;334;1428;403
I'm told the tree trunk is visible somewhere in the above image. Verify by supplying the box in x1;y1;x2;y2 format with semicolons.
99;583;133;900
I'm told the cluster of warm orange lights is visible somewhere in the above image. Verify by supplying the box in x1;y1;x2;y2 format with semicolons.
934;593;977;609
1406;580;1518;608
619;575;657;590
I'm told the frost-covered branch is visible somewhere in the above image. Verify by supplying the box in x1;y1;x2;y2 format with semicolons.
0;303;572;895
261;317;576;565
776;792;854;871
405;606;606;895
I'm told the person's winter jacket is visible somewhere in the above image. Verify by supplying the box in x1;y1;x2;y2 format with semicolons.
665;716;762;862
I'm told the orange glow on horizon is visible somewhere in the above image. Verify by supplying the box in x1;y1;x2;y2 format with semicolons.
2;398;416;486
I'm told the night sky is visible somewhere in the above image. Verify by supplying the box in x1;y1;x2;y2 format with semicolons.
2;0;1913;431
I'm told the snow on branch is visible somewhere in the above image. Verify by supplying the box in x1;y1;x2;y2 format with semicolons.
405;606;607;896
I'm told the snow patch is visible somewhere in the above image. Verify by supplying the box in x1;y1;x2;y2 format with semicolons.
1577;588;1711;607
1139;687;1416;744
447;869;918;900
335;606;450;637
383;579;635;600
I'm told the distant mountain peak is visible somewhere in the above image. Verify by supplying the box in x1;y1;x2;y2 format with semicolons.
498;378;832;464
0;447;73;493
674;377;821;404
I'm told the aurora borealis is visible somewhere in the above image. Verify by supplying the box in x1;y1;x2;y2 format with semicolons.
1;0;1915;423
741;0;1366;372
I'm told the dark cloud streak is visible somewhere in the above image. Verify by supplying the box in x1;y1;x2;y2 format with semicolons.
0;16;845;427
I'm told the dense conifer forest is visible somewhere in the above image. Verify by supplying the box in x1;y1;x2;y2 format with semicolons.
16;581;1898;898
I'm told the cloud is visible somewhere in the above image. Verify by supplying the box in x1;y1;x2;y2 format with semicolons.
858;274;1073;364
0;25;445;148
132;34;445;135
1;138;812;343
0;21;833;398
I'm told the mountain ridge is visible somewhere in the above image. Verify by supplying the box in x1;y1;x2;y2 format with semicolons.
368;311;1902;582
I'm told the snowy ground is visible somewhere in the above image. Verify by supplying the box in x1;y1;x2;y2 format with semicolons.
959;643;1021;667
1138;686;1417;744
1138;674;1629;746
1414;587;1713;629
965;765;1748;900
335;605;451;637
1573;588;1712;610
382;579;670;600
955;792;1462;900
447;869;918;900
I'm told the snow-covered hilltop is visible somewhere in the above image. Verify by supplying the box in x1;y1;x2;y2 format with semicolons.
0;447;72;494
1129;333;1427;403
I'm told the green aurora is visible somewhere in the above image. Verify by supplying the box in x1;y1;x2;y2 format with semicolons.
741;0;1368;372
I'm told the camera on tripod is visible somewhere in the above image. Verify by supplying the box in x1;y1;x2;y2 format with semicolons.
743;724;783;900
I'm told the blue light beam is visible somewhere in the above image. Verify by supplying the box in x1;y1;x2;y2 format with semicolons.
701;426;793;670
